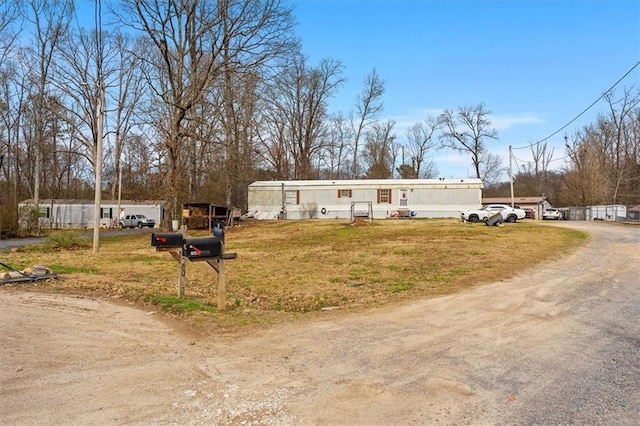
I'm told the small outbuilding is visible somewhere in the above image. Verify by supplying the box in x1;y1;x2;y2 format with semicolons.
18;199;165;230
247;179;483;220
587;204;628;221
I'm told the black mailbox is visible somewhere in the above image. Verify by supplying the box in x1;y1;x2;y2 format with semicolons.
182;237;222;261
151;233;183;248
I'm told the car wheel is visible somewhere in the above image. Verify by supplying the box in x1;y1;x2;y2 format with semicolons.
468;214;479;223
138;222;143;228
506;214;517;223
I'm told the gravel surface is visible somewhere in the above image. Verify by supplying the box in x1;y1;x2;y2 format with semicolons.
1;221;638;425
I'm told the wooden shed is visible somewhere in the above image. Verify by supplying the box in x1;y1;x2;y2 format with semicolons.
181;203;232;230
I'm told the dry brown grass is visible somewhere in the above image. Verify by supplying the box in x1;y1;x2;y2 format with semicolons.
1;219;587;327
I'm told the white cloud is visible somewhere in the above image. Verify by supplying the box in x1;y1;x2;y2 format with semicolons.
385;108;446;136
489;113;544;130
385;109;544;138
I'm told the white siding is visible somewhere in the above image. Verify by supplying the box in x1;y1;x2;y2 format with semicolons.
587;205;627;221
18;199;165;229
247;179;483;220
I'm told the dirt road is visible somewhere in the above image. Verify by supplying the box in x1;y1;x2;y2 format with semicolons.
1;221;639;425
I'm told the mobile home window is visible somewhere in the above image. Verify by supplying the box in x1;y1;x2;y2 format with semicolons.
285;190;299;205
337;189;352;198
101;207;112;219
378;188;392;204
38;206;50;218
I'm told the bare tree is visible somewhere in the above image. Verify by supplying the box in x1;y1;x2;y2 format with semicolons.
0;43;25;234
510;141;556;198
217;0;297;207
106;32;147;205
321;112;352;179
479;152;504;186
362;120;396;179
255;113;292;180
118;0;222;221
439;103;498;179
52;13;118;253
121;131;164;199
601;88;640;203
562;132;609;206
261;55;344;180
404;116;441;178
118;0;296;219
530;141;555;177
19;0;73;226
0;0;21;69
562;88;640;206
350;68;384;178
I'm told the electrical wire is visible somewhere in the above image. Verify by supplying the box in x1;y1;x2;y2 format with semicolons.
512;60;640;151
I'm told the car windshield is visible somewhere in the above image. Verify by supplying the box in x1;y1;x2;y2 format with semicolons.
545;209;556;213
137;215;147;218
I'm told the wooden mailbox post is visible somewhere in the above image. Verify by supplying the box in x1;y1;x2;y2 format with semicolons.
151;228;237;310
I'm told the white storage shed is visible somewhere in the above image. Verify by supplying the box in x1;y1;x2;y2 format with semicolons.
587;204;628;221
247;179;483;220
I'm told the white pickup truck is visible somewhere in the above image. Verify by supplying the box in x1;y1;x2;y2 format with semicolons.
119;214;156;228
461;204;526;223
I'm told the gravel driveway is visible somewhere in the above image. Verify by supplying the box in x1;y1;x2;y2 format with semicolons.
1;221;638;425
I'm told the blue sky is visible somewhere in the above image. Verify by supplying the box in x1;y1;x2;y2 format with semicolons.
292;0;640;179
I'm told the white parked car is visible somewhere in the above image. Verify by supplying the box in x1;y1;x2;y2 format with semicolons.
542;208;562;220
119;214;156;228
461;204;527;223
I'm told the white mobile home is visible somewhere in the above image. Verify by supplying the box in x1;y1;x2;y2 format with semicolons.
18;199;165;229
247;179;483;220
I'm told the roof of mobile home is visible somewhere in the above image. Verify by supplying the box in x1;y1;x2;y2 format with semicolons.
249;179;483;188
19;199;165;205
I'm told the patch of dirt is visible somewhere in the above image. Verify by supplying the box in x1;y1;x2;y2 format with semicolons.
1;222;639;424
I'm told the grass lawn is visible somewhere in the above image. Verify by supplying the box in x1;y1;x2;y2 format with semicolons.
1;219;587;328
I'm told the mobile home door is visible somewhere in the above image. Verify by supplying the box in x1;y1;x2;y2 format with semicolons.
399;188;408;207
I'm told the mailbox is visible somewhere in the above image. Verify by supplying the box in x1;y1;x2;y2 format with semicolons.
151;233;183;248
213;220;225;241
182;237;222;261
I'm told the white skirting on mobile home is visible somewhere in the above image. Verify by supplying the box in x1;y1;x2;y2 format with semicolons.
18;199;165;229
247;179;483;220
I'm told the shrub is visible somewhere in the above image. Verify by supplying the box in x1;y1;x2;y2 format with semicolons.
301;201;318;219
44;231;91;250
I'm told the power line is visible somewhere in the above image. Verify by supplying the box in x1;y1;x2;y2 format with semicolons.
512;60;640;151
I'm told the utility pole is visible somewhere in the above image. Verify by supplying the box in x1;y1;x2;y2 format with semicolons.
116;161;122;227
92;82;104;254
509;145;515;207
92;0;104;255
0;154;3;239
